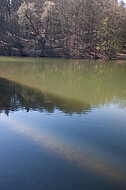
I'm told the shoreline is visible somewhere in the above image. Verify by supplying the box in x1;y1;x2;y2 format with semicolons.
0;54;126;61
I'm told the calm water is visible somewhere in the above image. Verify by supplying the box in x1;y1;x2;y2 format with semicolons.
0;57;126;190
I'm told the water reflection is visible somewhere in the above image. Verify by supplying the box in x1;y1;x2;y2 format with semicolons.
0;76;126;188
0;78;91;115
0;57;126;190
0;57;126;115
1;113;126;189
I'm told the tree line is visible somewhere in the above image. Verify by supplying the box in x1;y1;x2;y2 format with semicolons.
0;0;126;59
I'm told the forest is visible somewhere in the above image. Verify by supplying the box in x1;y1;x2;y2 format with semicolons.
0;0;126;59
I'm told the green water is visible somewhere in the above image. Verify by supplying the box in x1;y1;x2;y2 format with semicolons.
0;57;126;190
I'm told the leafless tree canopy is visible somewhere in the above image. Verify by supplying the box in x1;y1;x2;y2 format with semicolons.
0;0;126;58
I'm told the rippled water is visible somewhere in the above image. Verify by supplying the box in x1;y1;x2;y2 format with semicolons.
0;57;126;190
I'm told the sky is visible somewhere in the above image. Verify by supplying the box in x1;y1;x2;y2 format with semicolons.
119;0;126;3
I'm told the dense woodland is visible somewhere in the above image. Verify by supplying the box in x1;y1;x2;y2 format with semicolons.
0;0;126;59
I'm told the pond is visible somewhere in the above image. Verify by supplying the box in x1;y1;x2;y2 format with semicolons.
0;57;126;190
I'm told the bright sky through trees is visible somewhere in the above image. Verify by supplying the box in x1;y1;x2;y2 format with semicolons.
119;0;126;3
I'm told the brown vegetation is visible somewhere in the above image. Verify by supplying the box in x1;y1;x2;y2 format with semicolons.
0;0;126;59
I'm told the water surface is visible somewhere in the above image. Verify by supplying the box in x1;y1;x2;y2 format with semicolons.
0;57;126;190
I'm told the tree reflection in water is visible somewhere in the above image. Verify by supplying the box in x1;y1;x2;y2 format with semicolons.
0;78;91;116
